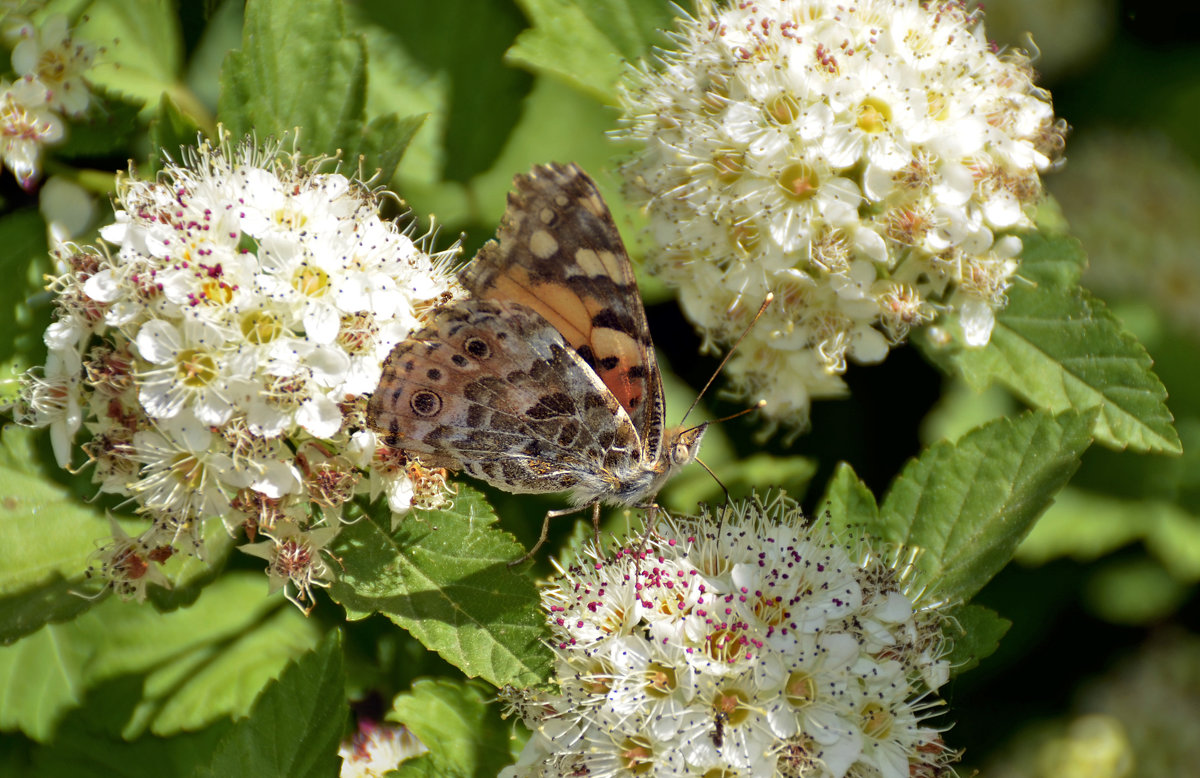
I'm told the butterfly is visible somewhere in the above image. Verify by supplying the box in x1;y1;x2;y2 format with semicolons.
366;163;707;561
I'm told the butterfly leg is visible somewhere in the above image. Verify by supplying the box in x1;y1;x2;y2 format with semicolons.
633;502;661;558
507;502;598;567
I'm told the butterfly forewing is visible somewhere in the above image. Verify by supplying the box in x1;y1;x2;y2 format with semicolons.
459;163;666;462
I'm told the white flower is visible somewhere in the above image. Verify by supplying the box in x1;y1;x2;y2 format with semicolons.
240;521;341;613
339;720;427;778
619;0;1065;430
502;494;955;777
0;77;63;189
10;14;95;116
16;135;463;608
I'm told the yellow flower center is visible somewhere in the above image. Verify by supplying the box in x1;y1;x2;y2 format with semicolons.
857;97;892;133
778;162;819;201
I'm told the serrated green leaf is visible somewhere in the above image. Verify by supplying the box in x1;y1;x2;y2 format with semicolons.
390;679;511;778
507;0;674;102
358;113;428;183
150;93;206;172
944;604;1010;676
329;487;551;687
878;410;1093;605
818;463;879;536
76;0;183;114
197;630;346;778
219;0;366;156
921;232;1180;454
0;573;317;742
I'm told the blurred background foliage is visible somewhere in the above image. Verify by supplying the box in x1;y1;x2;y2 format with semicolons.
1;0;1199;775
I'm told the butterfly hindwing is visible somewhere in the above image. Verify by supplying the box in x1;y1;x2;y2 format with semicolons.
367;299;642;496
459;163;667;462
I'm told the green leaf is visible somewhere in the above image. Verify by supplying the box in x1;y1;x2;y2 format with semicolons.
219;0;366;157
0;573;318;741
1084;557;1190;625
0;574;102;648
0;210;49;370
878;410;1094;605
360;0;534;183
1016;487;1153;566
149;93;206;172
28;676;232;778
0;426;111;643
358;113;428;183
508;0;675;103
329;486;552;687
1018;488;1200;582
920;232;1180;454
391;679;512;778
198;630;346;778
817;462;879;536
944;604;1010;676
76;0;184;114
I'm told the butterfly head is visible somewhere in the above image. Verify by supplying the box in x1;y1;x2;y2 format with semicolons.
667;422;709;470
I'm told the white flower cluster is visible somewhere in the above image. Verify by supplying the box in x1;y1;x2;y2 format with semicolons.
16;137;461;609
1;9;95;189
502;495;955;778
619;0;1065;428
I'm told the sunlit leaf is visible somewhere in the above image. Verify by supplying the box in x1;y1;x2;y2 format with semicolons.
329;487;552;687
0;574;317;741
507;0;674;102
945;604;1010;676
879;410;1094;604
391;679;511;778
921;232;1180;454
198;631;346;778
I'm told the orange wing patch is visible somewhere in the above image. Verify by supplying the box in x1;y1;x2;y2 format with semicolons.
460;163;662;447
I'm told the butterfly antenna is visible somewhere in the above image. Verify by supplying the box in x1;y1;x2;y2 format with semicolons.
682;400;767;435
694;457;739;539
679;293;774;425
694;456;731;507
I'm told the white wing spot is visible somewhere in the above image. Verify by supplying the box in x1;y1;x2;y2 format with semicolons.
574;248;607;277
539;207;555;225
530;229;559;259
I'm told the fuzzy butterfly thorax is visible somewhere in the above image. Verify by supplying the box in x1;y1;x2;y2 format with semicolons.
366;163;704;517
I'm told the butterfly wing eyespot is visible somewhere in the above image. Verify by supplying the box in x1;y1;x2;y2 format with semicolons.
409;390;443;417
464;337;491;359
368;299;641;498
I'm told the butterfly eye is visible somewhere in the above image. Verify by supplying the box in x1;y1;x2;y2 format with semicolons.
410;390;443;417
464;337;491;359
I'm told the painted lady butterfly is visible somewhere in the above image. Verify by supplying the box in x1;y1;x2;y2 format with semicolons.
367;163;707;559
